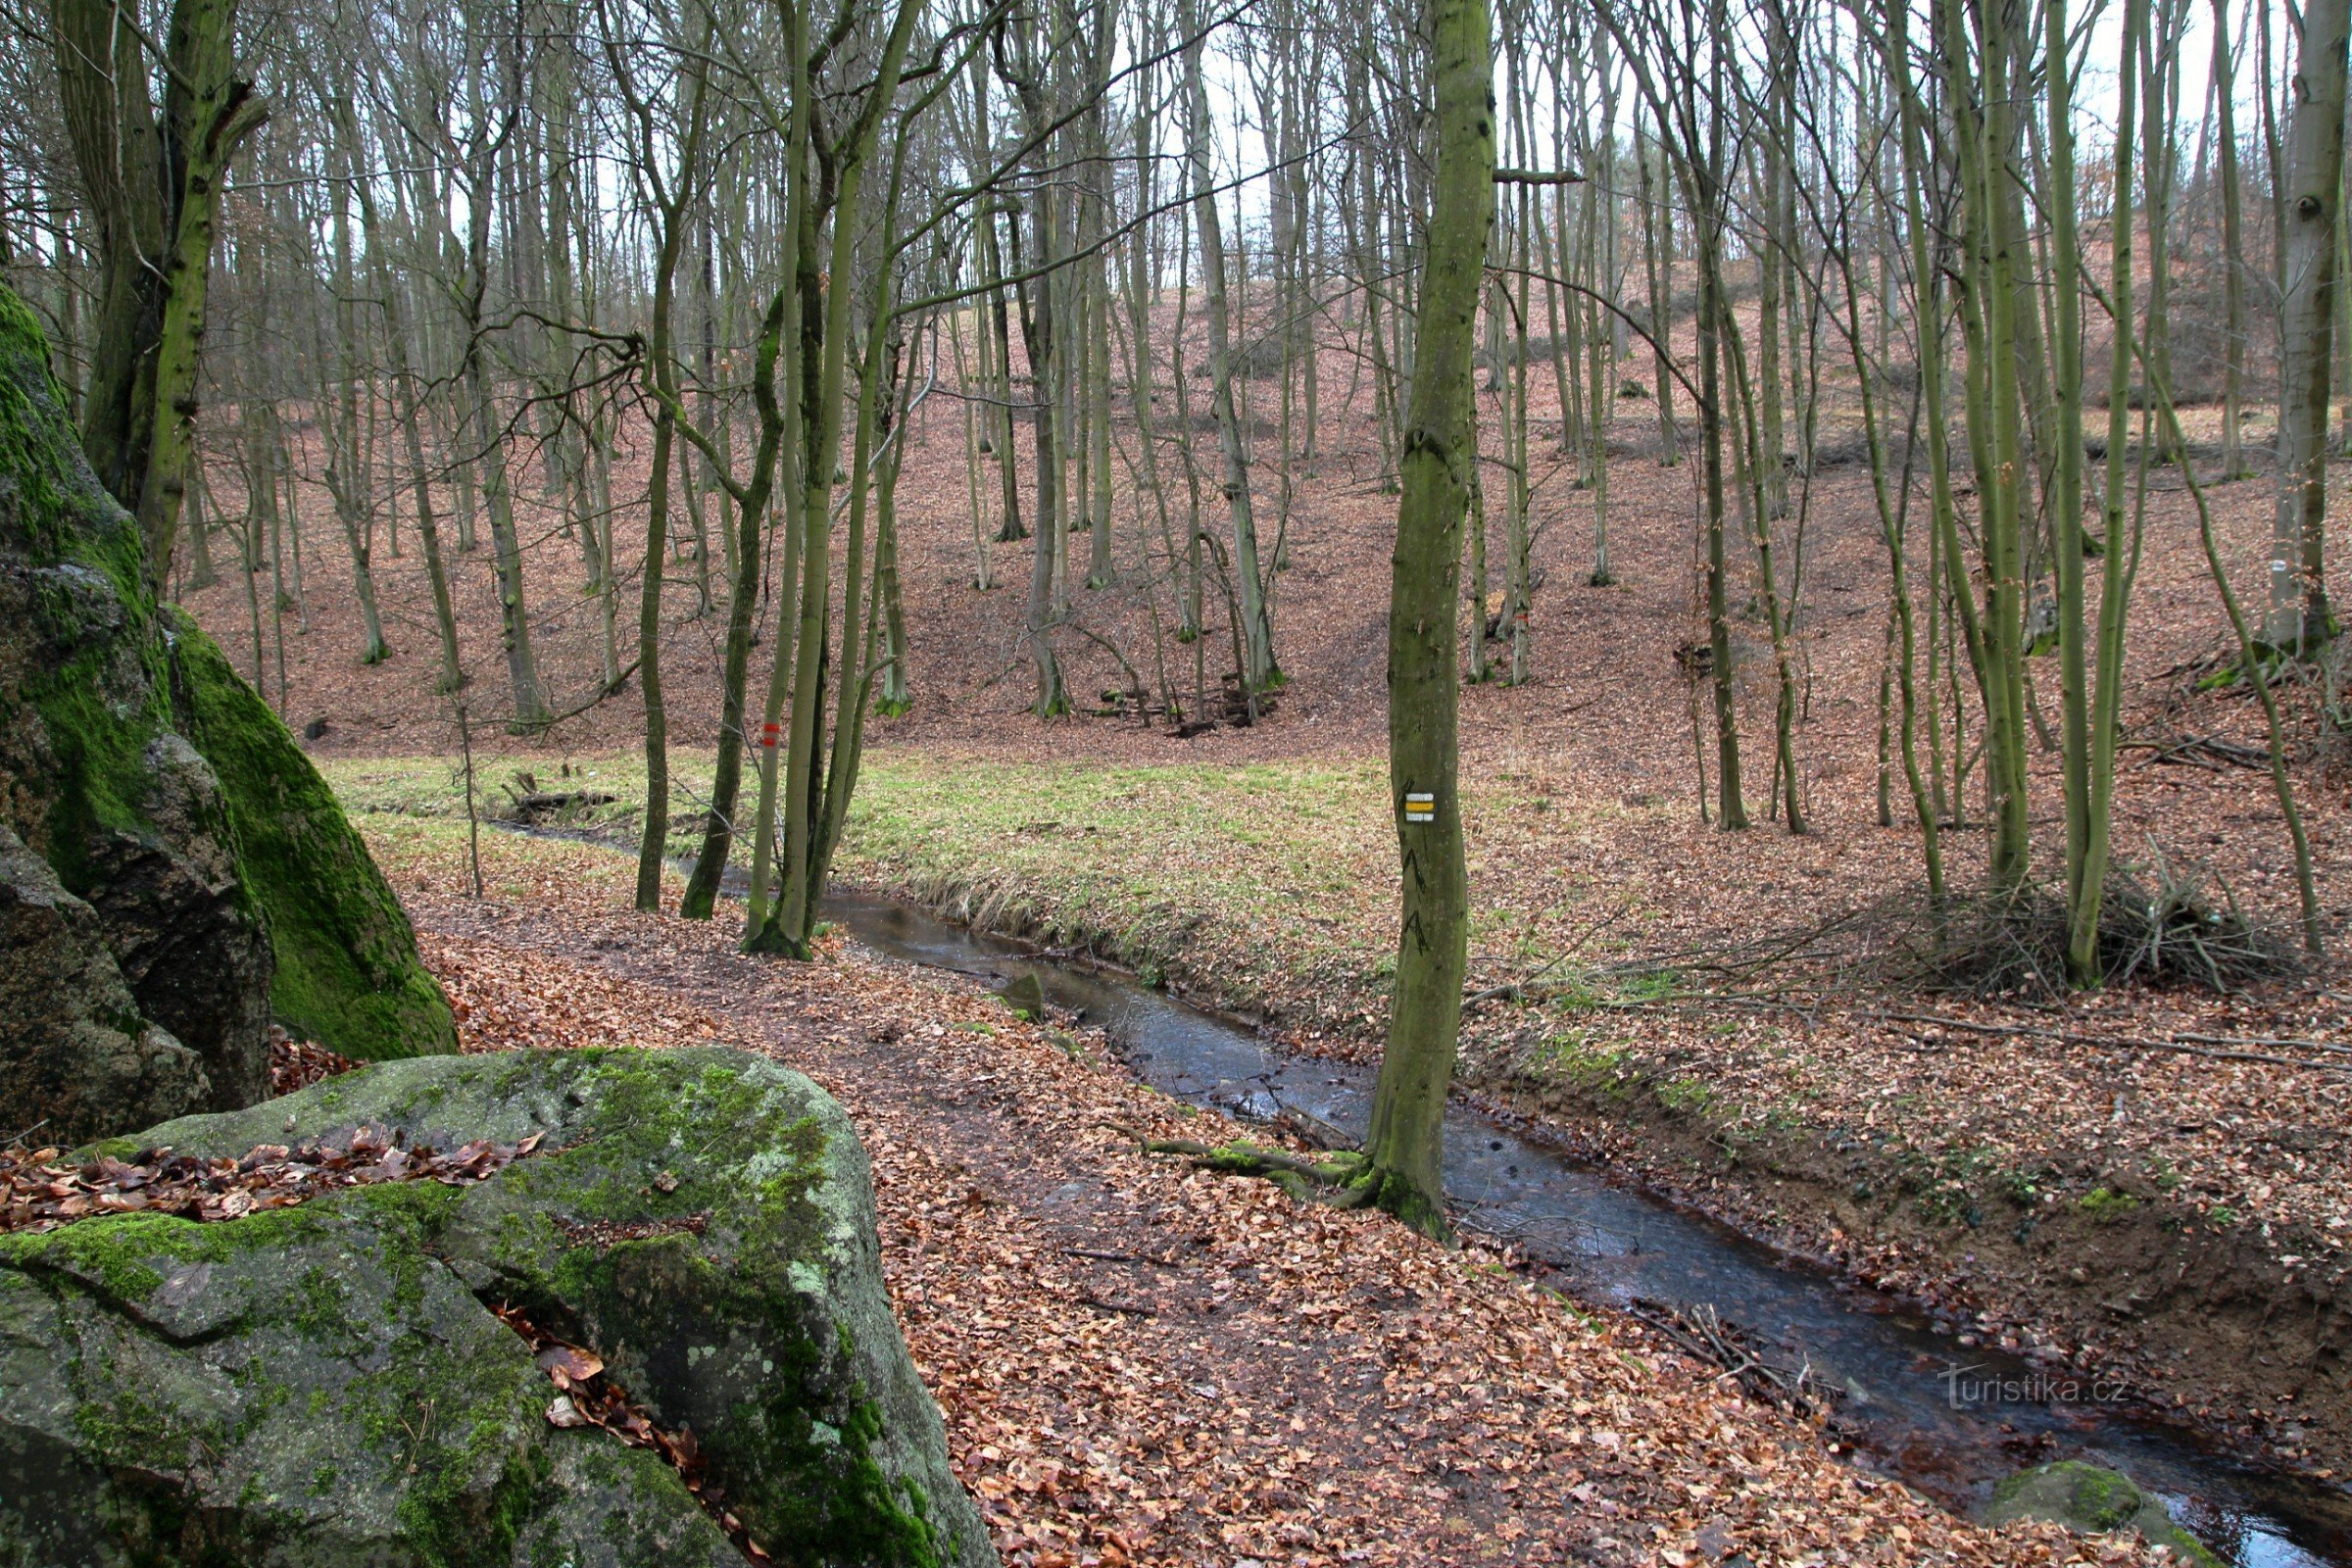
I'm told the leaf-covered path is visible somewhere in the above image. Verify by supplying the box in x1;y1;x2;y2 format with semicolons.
388;836;2155;1566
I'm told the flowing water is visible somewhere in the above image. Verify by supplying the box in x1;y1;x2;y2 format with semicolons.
821;890;2352;1567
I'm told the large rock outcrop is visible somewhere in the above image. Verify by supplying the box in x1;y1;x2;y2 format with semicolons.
0;282;453;1145
0;1046;999;1568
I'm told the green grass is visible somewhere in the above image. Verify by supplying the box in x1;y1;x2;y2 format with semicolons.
318;750;1406;1023
317;747;1636;1036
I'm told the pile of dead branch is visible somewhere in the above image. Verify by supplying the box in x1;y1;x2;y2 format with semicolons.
1875;860;2296;1000
1624;1298;1840;1426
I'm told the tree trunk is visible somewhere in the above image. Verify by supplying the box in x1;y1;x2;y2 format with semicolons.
1185;6;1279;695
51;0;265;583
2268;0;2351;650
1360;0;1493;1241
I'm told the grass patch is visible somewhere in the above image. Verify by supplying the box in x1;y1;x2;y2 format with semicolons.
1656;1076;1715;1115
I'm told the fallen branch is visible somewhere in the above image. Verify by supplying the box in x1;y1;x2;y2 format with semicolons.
1624;1298;1833;1423
2121;733;2270;771
1060;1246;1181;1267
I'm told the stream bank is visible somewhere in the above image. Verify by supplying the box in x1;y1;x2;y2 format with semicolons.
818;872;2352;1568
856;858;2352;1472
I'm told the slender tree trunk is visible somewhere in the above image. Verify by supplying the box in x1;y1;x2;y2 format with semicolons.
2212;0;2252;481
682;291;790;921
1359;0;1493;1240
1185;7;1278;694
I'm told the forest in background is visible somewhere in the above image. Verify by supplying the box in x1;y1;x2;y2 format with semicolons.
3;0;2341;988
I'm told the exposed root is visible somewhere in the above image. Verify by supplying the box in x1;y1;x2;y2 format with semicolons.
1129;1131;1454;1239
1141;1137;1378;1207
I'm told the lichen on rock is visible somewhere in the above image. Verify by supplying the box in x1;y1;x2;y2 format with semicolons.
0;1046;999;1568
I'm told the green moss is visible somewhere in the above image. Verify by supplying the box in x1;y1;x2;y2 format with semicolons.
338;1324;546;1568
5;1213;190;1298
293;1266;353;1342
0;1180;466;1306
2078;1186;2141;1220
74;1382;202;1473
1984;1459;2227;1566
167;615;456;1061
21;1050;982;1568
1656;1076;1714;1114
0;290;172;891
0;287;143;598
2;286;451;1074
465;1054;948;1566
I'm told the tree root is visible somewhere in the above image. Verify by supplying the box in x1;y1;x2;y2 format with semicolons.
1111;1122;1453;1240
1141;1137;1380;1208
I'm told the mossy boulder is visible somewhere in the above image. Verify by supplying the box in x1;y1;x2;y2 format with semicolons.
0;1047;998;1568
0;281;451;1141
991;973;1045;1020
1982;1460;2224;1566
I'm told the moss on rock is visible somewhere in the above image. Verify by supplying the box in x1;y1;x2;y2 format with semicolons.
165;612;453;1059
1983;1459;2224;1566
0;281;452;1129
7;1047;997;1568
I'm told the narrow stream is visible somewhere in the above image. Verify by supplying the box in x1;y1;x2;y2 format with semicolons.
821;890;2352;1568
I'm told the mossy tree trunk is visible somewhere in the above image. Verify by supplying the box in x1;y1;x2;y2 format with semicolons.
1360;0;1492;1241
51;0;266;585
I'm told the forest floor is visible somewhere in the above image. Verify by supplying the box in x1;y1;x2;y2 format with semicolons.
353;808;2162;1567
179;301;2352;1494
